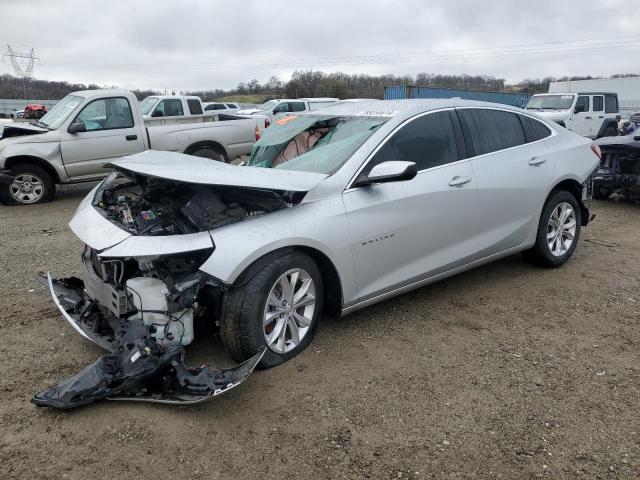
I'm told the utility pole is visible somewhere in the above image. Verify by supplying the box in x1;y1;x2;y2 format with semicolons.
3;45;40;99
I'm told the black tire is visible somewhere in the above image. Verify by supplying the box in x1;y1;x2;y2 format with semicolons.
603;126;617;137
524;190;581;268
220;251;324;369
191;147;228;163
0;163;55;205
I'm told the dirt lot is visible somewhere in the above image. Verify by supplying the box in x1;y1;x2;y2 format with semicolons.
1;185;639;479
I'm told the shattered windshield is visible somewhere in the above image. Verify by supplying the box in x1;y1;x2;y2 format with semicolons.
526;95;575;110
39;94;83;129
140;96;159;115
247;115;387;175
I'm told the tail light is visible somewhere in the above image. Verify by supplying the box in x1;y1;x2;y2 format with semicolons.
590;143;602;159
255;126;261;141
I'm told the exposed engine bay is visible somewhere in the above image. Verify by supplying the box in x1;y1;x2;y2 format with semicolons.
94;170;302;235
32;169;307;409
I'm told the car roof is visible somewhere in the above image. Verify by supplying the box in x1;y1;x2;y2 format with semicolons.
300;98;526;119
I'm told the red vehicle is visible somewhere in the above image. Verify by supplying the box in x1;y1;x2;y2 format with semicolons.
23;104;47;119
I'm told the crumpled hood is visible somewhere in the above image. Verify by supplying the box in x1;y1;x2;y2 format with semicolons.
0;125;59;144
108;150;328;192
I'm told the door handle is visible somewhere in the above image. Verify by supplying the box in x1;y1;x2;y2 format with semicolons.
529;157;547;166
448;176;472;187
585;116;592;120
598;116;604;119
126;134;138;141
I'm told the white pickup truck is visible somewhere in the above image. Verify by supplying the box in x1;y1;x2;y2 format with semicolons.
0;89;268;205
236;97;339;122
524;92;620;139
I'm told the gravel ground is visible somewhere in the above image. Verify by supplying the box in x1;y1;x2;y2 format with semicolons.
1;186;639;479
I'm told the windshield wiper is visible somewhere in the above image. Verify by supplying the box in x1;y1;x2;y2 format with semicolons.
29;120;51;130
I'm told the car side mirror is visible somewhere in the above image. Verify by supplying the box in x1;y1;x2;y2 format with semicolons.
68;121;86;134
353;161;418;188
151;109;163;117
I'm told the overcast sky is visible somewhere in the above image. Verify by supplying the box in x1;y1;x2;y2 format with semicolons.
1;0;638;91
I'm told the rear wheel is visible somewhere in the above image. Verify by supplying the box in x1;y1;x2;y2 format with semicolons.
0;163;55;205
220;251;323;369
191;147;227;163
603;126;618;137
525;190;581;268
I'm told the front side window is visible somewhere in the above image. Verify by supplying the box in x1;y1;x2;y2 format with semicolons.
605;95;618;114
457;109;526;156
187;99;203;114
575;96;589;113
593;96;604;112
73;97;134;131
273;102;290;113
368;111;459;172
154;99;184;117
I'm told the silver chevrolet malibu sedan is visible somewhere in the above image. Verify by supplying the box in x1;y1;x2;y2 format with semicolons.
36;99;600;407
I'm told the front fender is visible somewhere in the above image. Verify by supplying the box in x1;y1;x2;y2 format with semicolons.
198;196;358;306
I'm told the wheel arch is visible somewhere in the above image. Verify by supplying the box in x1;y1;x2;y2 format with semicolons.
548;177;589;226
595;118;618;139
229;245;343;317
183;140;228;160
5;155;61;184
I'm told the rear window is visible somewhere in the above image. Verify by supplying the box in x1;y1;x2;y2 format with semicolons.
458;109;526;156
518;115;552;143
187;99;203;115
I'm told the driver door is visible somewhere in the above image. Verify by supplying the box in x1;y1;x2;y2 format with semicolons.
565;95;590;137
60;97;145;179
342;110;480;302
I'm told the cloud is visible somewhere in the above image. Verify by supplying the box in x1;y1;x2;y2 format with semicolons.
0;0;637;91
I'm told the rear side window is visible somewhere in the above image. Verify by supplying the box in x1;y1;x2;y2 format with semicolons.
518;115;552;143
593;96;604;112
457;109;526;156
187;99;203;114
226;103;237;108
605;95;618;114
290;102;306;112
368;111;459;172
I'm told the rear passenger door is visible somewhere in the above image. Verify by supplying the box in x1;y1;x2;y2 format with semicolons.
457;108;555;255
343;110;480;302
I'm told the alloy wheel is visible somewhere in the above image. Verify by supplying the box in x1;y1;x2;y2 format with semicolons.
263;268;316;354
546;202;577;257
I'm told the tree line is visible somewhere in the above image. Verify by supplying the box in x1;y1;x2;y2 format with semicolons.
0;71;637;102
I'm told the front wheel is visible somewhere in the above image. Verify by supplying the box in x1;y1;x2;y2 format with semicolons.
524;190;581;268
220;251;323;369
0;163;55;205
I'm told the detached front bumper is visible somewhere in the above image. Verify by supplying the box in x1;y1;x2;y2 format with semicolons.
34;273;265;409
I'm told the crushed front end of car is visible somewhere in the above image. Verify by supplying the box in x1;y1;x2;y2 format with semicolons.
594;134;640;201
32;152;320;409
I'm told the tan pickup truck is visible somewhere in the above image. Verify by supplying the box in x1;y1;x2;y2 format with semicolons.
0;89;268;204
